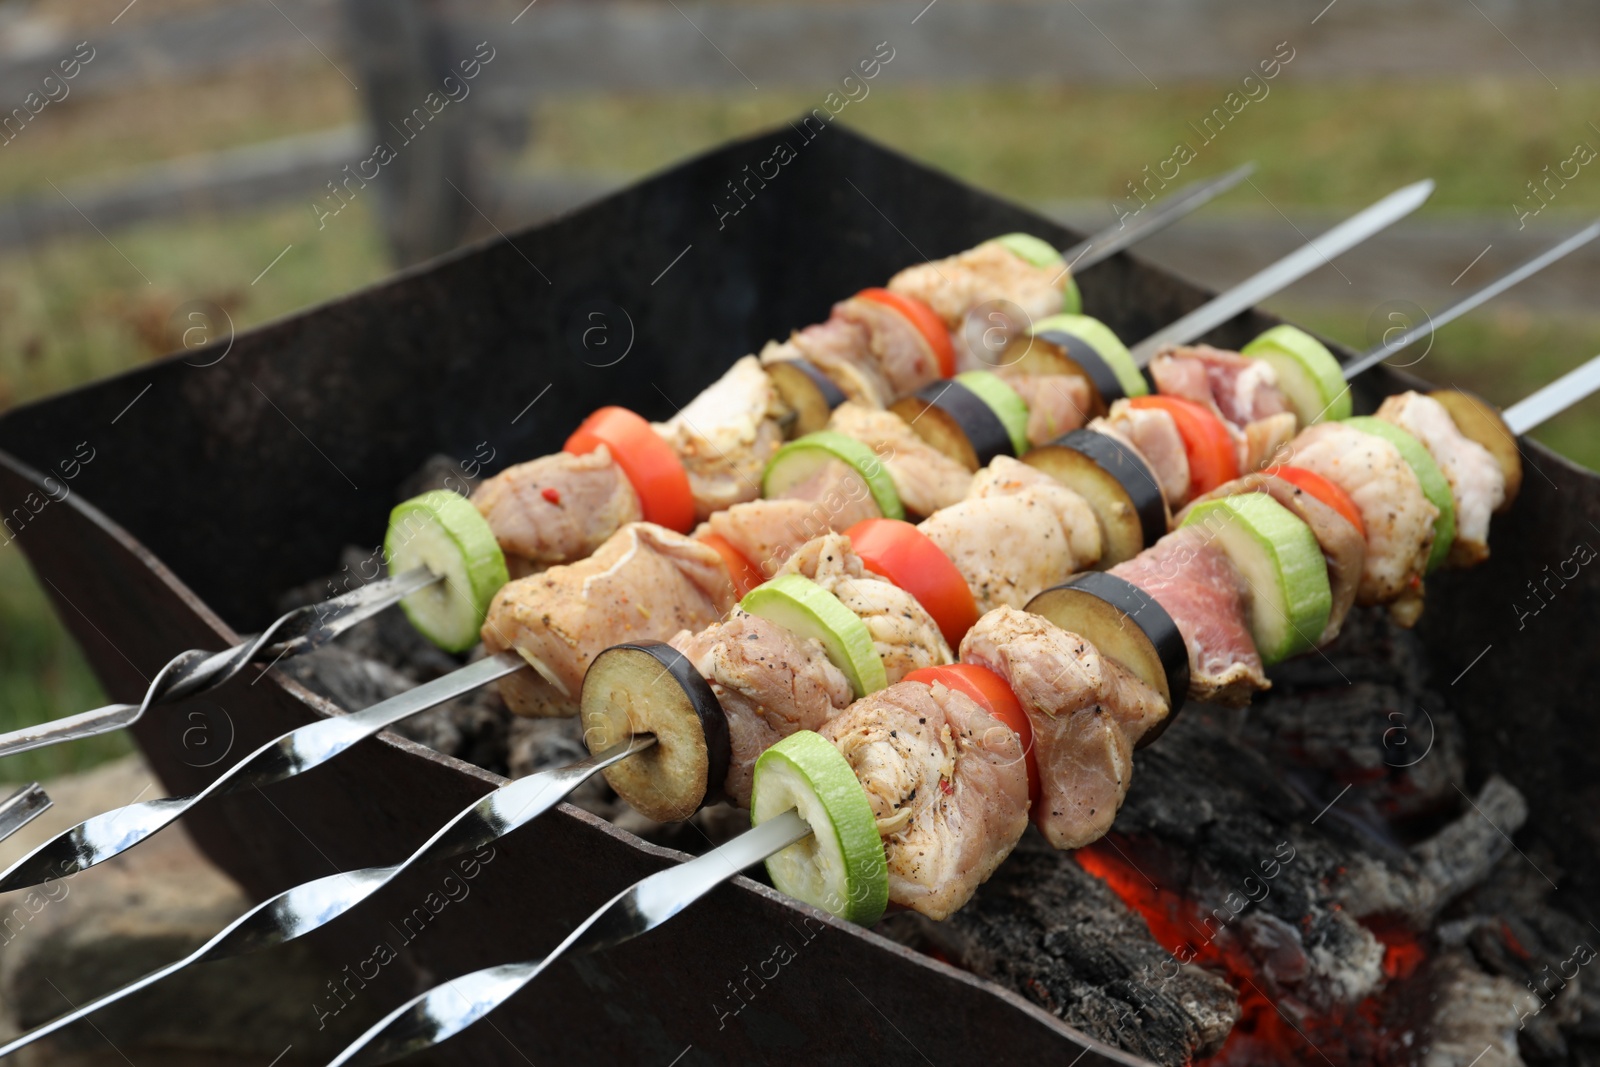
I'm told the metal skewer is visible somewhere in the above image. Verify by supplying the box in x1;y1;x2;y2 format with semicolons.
1274;221;1600;424
1063;162;1256;270
1129;179;1437;365
328;810;812;1067
0;733;654;1060
322;354;1600;1067
1503;352;1600;435
0;567;439;762
0;784;50;840
1339;220;1600;383
0;651;523;893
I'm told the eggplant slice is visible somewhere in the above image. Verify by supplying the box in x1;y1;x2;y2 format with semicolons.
1030;329;1128;415
1025;571;1189;746
1022;429;1168;567
581;642;732;821
890;378;1014;471
768;357;848;438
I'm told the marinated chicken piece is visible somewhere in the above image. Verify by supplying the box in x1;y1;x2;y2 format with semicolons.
483;523;736;717
996;371;1092;447
1242;412;1298;472
672;610;854;807
778;533;952;683
1181;472;1366;645
920;458;1102;613
826;402;972;517
967;457;1102;566
760;338;891;410
1286;422;1437;620
835;295;944;398
653;356;784;522
888;240;1067;332
821;680;1030;919
960;608;1167;850
1149;344;1295;425
1110;526;1268;705
1377;391;1505;567
471;445;643;572
704;457;883;577
1097;402;1189;508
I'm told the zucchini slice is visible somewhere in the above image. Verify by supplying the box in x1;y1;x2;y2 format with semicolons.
1428;388;1522;512
1029;314;1149;408
741;574;887;697
1061;275;1083;316
762;431;904;521
580;642;732;822
889;377;1015;471
752;730;889;924
767;357;847;438
994;232;1062;269
1179;493;1332;665
1345;416;1457;572
1025;571;1188;745
1022;429;1168;566
955;370;1030;457
1241;325;1351;424
385;490;510;653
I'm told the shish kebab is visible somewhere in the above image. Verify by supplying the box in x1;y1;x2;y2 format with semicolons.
323;353;1600;1067
0;181;1437;890
0;165;1260;768
2;256;1592;1059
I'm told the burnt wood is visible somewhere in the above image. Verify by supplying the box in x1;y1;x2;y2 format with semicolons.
0;123;1595;1065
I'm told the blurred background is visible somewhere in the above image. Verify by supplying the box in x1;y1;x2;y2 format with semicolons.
0;0;1597;784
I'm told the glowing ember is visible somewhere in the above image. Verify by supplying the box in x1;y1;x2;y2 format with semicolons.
1075;841;1432;1066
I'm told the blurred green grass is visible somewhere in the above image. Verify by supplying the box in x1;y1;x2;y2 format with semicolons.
3;76;1598;782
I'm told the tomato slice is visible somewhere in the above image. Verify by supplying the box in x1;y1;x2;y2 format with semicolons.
565;407;696;533
857;288;957;379
1125;395;1240;498
1265;465;1366;538
845;518;979;648
698;532;766;598
904;663;1038;808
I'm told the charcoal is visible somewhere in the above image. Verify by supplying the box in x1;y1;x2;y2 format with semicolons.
1443;849;1600;1062
1246;606;1467;827
1426;948;1529;1067
278;642;512;774
918;831;1240;1066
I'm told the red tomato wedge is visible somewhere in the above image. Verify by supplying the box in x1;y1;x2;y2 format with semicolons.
1125;395;1240;498
1265;464;1366;539
565;406;696;533
857;287;957;378
698;532;766;598
904;664;1038;808
846;518;979;648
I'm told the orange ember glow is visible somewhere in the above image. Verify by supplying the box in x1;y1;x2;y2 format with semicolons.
1075;841;1430;1066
